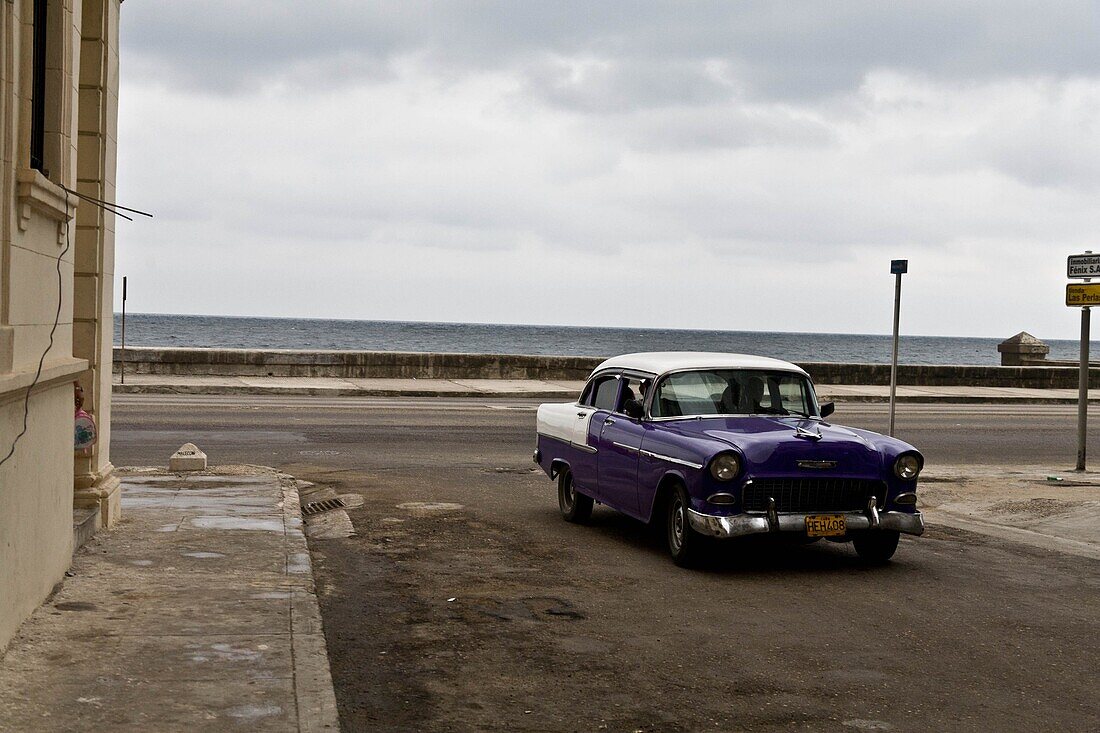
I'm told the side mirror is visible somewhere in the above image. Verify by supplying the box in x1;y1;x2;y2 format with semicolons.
623;399;645;419
819;402;835;418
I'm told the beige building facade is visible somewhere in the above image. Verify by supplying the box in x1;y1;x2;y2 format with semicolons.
0;0;121;649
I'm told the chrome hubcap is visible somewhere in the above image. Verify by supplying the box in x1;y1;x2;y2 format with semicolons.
562;478;574;509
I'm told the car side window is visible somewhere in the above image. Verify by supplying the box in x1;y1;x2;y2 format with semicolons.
615;377;643;414
591;377;620;411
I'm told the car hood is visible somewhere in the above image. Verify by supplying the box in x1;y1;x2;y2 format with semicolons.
672;416;889;476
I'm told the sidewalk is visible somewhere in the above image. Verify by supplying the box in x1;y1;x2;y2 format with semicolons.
920;465;1100;561
0;467;338;732
113;372;1100;404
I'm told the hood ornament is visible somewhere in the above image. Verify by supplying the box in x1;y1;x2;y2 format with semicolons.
797;459;836;469
795;425;823;441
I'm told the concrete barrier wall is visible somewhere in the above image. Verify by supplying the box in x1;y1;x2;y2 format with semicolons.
113;347;602;381
113;347;1100;388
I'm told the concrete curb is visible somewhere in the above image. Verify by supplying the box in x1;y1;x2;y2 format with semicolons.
277;473;341;733
925;510;1100;561
113;382;1100;405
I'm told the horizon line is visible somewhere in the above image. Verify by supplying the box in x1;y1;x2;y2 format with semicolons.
109;311;1068;343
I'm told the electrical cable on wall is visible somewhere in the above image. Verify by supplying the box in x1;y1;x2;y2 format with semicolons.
0;189;72;470
0;189;151;471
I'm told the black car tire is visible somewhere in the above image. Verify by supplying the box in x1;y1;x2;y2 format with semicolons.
667;484;703;567
852;530;900;564
558;469;593;523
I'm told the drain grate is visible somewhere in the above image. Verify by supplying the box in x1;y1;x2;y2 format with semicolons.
302;498;347;516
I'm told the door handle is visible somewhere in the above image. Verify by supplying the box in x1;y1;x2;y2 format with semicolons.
577;412;587;418
604;418;616;426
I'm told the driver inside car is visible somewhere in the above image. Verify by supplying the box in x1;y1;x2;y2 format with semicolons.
741;375;786;415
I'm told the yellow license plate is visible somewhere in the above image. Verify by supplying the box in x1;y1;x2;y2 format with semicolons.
806;514;846;537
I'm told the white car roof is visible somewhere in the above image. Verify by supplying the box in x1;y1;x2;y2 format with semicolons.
592;351;810;378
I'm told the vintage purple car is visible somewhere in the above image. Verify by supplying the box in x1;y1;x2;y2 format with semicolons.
534;352;924;566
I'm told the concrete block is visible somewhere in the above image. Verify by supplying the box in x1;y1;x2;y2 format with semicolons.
76;132;104;181
170;443;207;472
79;39;104;86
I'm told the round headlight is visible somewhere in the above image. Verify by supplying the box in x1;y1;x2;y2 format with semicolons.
894;454;921;480
709;453;741;482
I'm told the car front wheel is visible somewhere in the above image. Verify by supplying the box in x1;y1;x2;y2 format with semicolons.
667;485;703;567
852;530;900;564
558;469;593;523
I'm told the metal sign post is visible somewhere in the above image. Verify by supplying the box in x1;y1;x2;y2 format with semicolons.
888;259;907;437
1067;252;1097;471
120;276;127;385
1078;306;1089;471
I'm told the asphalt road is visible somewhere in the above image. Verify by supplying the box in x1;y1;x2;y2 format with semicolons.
112;396;1100;732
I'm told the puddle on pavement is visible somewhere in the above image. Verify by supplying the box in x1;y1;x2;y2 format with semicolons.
188;517;284;532
182;551;226;559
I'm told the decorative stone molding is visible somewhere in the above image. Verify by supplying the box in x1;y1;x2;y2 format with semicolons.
15;168;76;243
0;356;87;405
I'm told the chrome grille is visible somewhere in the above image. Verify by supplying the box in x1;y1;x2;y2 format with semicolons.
741;478;885;513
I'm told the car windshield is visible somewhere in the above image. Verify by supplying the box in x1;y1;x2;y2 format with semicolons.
650;369;817;418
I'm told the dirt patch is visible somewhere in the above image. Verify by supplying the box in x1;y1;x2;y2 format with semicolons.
988;498;1078;519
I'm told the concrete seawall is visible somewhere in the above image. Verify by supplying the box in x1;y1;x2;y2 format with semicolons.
112;347;1100;389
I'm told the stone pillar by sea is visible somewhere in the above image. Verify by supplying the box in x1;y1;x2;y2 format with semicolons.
997;332;1050;366
71;0;122;527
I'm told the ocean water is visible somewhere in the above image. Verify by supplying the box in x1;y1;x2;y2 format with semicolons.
111;313;1089;366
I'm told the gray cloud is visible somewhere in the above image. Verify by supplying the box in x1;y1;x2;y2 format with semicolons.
114;2;1100;338
123;1;1100;100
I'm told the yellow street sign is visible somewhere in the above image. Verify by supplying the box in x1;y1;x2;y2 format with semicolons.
1066;282;1100;307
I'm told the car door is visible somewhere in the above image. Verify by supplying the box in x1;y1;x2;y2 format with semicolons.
570;372;620;498
595;374;648;519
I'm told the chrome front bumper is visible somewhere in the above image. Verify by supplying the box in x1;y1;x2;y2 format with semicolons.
687;508;925;539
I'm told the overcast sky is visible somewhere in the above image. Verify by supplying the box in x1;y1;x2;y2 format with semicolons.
114;2;1100;339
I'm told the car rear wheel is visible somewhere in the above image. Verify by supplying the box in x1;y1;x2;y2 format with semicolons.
852;530;900;564
667;485;703;567
558;469;593;523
